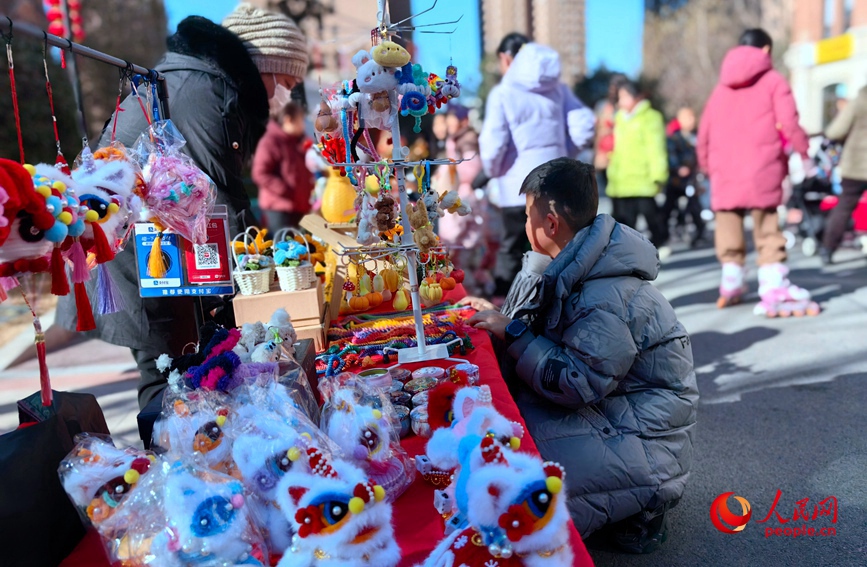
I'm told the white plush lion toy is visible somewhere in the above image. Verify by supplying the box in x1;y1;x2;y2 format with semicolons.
425;385;525;525
276;447;401;567
151;461;266;566
420;437;574;567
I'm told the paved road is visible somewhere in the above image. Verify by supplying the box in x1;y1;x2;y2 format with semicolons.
1;233;865;566
591;243;867;567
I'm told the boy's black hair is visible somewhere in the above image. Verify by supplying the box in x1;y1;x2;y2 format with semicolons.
497;32;529;57
739;28;773;52
520;158;598;232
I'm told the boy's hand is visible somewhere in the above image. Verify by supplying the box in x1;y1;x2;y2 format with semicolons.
469;310;510;340
458;296;499;312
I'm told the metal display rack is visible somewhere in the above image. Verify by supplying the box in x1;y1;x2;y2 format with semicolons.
0;16;170;121
324;0;468;364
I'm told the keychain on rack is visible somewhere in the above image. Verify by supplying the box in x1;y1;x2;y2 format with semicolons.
150;72;161;122
3;18;24;163
110;67;129;143
373;162;398;236
340;80;358;185
130;73;153;126
42;33;70;173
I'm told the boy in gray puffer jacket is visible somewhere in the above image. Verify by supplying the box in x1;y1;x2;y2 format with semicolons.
468;158;698;554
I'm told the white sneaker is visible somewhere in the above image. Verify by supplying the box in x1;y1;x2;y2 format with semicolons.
658;246;673;261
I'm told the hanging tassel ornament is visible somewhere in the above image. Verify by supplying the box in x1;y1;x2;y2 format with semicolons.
74;279;95;331
91;221;115;264
148;222;167;278
21;290;52;406
70;238;95;331
96;263;123;315
50;245;69;296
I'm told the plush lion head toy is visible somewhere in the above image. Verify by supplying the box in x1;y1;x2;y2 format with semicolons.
276;447;401;567
232;413;312;554
151;461;267;567
421;438;573;567
59;436;155;527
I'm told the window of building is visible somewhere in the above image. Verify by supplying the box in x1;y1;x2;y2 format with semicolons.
824;0;834;38
822;83;847;128
844;0;854;30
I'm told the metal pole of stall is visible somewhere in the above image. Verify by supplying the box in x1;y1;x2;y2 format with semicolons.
0;16;170;120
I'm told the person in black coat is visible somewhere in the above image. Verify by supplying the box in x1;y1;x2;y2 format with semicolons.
661;107;707;247
57;4;309;409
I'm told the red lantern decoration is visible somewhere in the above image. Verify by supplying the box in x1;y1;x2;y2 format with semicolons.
68;0;82;9
47;21;66;37
46;0;61;6
71;14;83;25
46;7;63;20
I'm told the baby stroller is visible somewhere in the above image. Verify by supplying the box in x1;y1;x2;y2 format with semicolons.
783;138;838;256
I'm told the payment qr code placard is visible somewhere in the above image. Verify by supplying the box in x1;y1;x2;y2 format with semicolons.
194;243;220;270
184;215;232;285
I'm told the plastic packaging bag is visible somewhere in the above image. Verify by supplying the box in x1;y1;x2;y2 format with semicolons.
319;373;416;500
152;387;240;479
134;120;215;245
99;456;269;567
230;405;336;555
58;434;156;529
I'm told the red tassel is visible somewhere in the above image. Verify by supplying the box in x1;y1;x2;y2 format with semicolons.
33;317;52;407
50;246;70;296
37;338;51;406
74;281;96;332
91;222;115;264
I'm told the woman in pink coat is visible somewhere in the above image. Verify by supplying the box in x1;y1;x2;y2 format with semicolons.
698;28;819;317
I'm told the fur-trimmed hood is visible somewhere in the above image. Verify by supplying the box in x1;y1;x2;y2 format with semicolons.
164;16;268;129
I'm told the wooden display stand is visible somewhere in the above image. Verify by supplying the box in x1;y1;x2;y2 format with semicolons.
300;214;355;326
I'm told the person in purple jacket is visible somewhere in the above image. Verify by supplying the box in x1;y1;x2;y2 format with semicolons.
480;33;595;296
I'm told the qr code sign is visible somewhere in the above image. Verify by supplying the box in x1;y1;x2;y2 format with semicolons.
194;244;220;270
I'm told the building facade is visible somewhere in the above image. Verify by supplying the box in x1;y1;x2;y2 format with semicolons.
480;0;586;86
786;0;867;133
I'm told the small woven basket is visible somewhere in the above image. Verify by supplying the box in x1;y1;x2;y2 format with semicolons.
274;228;315;292
232;228;272;296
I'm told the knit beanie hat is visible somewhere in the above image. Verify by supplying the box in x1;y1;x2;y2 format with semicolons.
222;3;309;79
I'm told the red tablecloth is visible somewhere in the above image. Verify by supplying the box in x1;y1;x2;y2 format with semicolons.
62;287;593;566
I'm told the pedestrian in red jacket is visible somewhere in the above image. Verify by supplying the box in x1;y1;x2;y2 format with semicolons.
253;101;314;230
698;28;819;317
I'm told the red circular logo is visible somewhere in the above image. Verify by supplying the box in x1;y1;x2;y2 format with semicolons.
710;492;752;533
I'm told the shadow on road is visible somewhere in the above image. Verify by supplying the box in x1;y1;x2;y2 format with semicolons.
691;327;780;369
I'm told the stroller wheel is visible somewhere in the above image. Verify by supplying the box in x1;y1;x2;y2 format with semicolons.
802;237;818;257
783;230;797;250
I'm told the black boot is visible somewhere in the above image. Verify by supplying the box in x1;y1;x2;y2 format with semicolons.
584;500;675;555
820;247;833;266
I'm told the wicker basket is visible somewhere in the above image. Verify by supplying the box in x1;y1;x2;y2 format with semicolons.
232;228;272;296
273;228;316;292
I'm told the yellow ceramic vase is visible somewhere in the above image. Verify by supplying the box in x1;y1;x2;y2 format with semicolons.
320;173;358;223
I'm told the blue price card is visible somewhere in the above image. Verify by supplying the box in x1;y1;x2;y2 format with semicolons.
134;222;235;298
134;224;184;295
